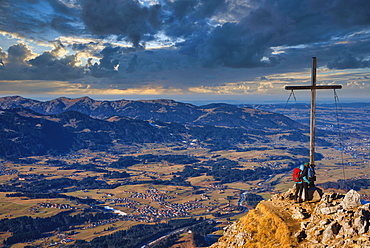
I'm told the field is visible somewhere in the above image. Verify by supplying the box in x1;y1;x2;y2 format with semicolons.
0;118;369;247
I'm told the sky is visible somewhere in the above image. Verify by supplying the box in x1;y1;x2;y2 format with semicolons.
0;0;370;105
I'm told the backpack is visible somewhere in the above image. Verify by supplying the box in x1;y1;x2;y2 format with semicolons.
292;167;302;182
308;167;314;177
308;166;316;181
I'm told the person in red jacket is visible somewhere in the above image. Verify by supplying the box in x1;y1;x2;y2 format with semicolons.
294;162;311;203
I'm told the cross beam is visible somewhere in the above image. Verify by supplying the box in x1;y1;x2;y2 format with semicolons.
285;57;342;165
285;85;342;90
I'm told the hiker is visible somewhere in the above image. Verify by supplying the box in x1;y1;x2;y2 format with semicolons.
293;162;310;203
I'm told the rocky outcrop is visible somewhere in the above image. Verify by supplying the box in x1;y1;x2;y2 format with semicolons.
211;189;370;247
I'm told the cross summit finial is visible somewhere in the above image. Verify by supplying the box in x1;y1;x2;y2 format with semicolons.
284;57;342;165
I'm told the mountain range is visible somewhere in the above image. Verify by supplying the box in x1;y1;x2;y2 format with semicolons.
0;96;300;130
0;96;313;159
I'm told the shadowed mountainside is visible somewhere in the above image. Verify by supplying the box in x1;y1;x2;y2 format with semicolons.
0;96;300;130
0;108;180;158
0;107;308;159
0;96;336;159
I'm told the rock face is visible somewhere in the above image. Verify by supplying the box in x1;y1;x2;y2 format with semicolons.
211;189;370;248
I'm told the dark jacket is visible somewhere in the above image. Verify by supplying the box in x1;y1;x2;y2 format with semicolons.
298;165;310;184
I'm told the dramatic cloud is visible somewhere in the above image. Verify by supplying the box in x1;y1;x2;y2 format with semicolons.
328;51;370;69
0;0;81;40
81;0;161;47
7;43;35;67
0;0;369;101
0;42;84;80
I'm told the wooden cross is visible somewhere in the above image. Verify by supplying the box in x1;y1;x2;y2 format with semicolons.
285;57;342;165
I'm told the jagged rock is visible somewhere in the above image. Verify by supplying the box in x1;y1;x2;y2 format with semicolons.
292;207;306;220
327;240;345;247
335;208;345;216
341;189;361;210
354;215;368;234
319;219;330;227
320;205;341;215
310;245;325;248
339;220;356;238
308;186;323;202
355;203;370;218
344;238;354;246
321;192;341;204
211;189;370;248
301;221;309;229
234;232;249;246
361;241;370;247
344;227;356;239
322;225;333;244
314;229;323;237
294;230;307;242
335;233;345;240
305;226;319;240
315;193;339;215
315;203;328;215
334;215;344;223
322;221;341;244
271;185;296;201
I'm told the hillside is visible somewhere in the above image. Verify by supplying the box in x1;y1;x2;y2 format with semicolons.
211;188;370;247
0;96;301;130
0;97;324;159
0;108;184;158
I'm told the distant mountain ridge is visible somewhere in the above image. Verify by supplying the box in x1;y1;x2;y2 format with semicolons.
0;96;201;122
0;108;183;158
0;96;300;130
0;107;306;159
0;96;321;159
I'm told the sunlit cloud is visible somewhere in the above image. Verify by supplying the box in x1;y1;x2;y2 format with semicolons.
346;81;369;89
0;80;73;94
189;82;252;95
0;80;186;96
258;82;274;93
0;0;369;103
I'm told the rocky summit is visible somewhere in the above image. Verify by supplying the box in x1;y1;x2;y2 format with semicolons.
211;188;370;247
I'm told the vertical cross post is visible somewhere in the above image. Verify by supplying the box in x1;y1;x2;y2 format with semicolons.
285;57;342;166
310;57;317;165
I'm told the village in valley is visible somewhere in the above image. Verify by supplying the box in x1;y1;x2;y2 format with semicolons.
0;102;368;247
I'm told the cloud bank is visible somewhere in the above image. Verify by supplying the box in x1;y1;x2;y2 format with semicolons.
0;0;369;99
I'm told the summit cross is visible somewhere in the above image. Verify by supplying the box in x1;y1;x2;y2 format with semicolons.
285;57;342;165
